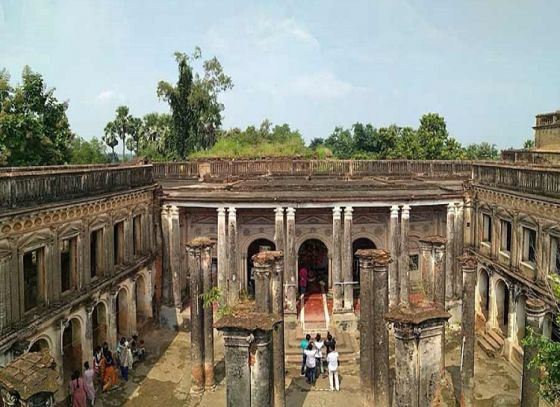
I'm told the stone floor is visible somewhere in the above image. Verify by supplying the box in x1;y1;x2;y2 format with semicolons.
88;320;549;406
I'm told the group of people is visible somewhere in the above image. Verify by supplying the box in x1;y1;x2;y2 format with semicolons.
300;332;340;391
70;335;146;406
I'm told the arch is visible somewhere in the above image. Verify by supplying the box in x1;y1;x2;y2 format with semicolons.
136;275;150;327
29;337;51;353
494;279;509;335
62;318;83;382
516;295;526;343
477;268;490;320
352;237;376;295
116;287;130;338
245;238;276;298
93;301;108;348
298;238;329;294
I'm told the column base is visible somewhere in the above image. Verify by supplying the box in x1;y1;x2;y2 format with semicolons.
331;311;357;331
284;313;298;330
160;305;185;330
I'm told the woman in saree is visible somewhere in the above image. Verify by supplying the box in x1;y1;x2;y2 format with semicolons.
102;350;119;392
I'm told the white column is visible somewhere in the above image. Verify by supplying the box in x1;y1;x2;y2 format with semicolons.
454;202;464;297
332;207;343;312
274;207;286;305
285;207;297;315
227;207;238;305
399;204;411;306
389;205;400;307
445;203;456;301
217;207;227;294
343;206;354;311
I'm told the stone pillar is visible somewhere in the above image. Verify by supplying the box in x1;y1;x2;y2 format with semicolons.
107;291;118;350
201;241;216;390
521;297;547;407
387;307;451;407
454;203;464;297
216;313;280;407
271;253;286;407
419;240;434;299
252;252;273;314
389;205;400;307
357;249;374;404
160;205;183;328
433;241;447;309
274;207;286;308
129;283;138;336
445;203;456;301
217;207;228;294
399;204;411;306
343;206;354;311
459;253;478;407
332;207;343;312
227;207;239;305
186;239;206;395
84;304;94;367
463;193;473;248
285;208;297;315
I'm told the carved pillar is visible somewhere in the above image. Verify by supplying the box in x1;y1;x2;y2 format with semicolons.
521;297;547;407
389;205;400;307
459;254;478;406
285;207;297;315
357;249;374;404
253;253;273;314
274;207;286;314
419;240;434;299
271;253;286;407
399;204;410;306
201;243;215;389
217;207;228;294
445;203;456;301
454;203;464;297
227;207;239;305
343;206;354;311
332;207;343;312
169;206;182;308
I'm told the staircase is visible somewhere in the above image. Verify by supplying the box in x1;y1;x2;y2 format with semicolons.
284;326;358;365
477;329;505;357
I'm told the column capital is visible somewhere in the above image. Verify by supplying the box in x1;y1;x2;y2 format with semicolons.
390;205;400;217
447;202;456;213
458;253;478;272
401;204;411;218
227;207;236;215
355;248;392;268
217;207;227;216
455;202;464;210
344;206;354;216
186;236;216;254
286;207;296;217
274;207;284;216
525;297;548;319
168;205;180;217
333;206;342;218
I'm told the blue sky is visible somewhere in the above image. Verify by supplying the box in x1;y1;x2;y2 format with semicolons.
1;0;559;149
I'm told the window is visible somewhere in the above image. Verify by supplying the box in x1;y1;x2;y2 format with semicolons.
409;254;419;271
23;249;44;311
91;229;103;278
482;214;492;243
500;220;512;253
114;221;124;265
60;237;77;292
522;227;536;263
551;237;560;275
133;215;142;255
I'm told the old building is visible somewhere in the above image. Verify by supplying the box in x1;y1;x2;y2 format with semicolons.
0;164;157;398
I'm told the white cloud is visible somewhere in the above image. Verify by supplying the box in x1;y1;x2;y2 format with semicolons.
288;72;365;99
248;17;319;50
95;90;125;104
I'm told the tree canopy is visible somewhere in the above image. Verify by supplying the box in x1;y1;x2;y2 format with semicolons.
70;137;110;164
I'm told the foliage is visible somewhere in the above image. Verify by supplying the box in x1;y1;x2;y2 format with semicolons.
524;139;535;149
125;116;143;155
102;122;119;161
70;137;110;164
157;48;233;159
523;325;560;402
191;120;310;159
0;66;74;166
137;112;172;160
104;105;134;161
465;142;500;160
201;287;223;309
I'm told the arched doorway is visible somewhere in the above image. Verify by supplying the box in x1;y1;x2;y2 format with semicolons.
495;280;509;335
136;276;149;327
62;318;82;382
478;270;490;321
353;238;376;296
92;302;108;348
298;239;329;294
116;288;129;338
246;239;275;298
516;295;526;344
29;338;50;353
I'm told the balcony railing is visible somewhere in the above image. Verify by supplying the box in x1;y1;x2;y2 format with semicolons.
153;160;473;180
501;149;560;164
0;164;154;209
473;163;560;199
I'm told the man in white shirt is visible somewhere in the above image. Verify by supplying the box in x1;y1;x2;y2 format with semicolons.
326;344;340;391
304;343;317;384
314;334;325;378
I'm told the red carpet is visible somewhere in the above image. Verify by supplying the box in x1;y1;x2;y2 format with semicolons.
302;292;327;330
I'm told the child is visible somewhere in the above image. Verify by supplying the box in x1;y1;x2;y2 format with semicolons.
326;344;340;391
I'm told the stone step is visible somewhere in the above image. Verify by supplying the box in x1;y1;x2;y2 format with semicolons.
477;336;497;357
482;332;502;350
487;329;505;347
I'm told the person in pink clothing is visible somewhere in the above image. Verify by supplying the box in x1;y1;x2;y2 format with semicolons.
70;370;87;407
83;361;95;406
299;266;308;297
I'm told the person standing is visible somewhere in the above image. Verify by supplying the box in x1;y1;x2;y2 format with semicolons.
299;334;311;376
325;332;337;354
304;343;317;385
83;362;95;406
314;333;325;378
120;341;132;381
102;351;119;392
326;344;340;391
299;266;308;298
70;370;87;407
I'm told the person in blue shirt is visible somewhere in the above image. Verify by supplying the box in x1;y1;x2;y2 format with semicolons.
300;334;311;376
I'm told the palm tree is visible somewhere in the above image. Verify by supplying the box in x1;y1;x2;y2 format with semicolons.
112;105;132;161
103;122;119;162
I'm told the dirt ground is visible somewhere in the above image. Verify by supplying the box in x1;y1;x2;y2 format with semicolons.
91;321;549;406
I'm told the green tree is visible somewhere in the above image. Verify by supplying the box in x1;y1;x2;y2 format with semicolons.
104;105;133;161
0;66;74;166
465;142;499;160
157;48;233;159
524;139;535;149
138;112;172;160
70;137;110;164
125;116;143;155
103;122;119;161
324;127;355;159
309;138;325;150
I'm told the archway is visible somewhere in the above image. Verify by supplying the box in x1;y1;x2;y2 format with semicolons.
29;338;50;353
116;288;129;338
516;295;526;343
136;275;149;327
495;280;509;335
353;238;376;297
478;270;490;321
298;239;329;294
92;302;108;348
246;239;275;299
62;318;82;382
